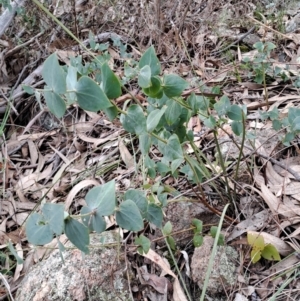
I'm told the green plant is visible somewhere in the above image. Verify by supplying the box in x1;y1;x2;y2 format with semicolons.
20;45;251;256
260;106;300;146
247;232;281;263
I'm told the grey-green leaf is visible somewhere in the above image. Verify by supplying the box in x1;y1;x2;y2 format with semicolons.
42;53;66;94
162;74;188;98
138;46;161;76
65;218;89;254
81;206;106;233
135;234;151;254
139;133;152;155
75;76;112;111
124;189;148;218
227;104;243;121
165;99;182;125
120;105;146;135
42;203;64;235
85;180;116;215
26;213;53;245
147;106;167;132
44;91;66;118
66;65;77;104
146;203;163;228
8;241;24;264
101;62;122;99
116;200;143;231
138;65;152;88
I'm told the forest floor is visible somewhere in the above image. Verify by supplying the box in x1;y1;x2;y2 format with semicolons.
2;0;300;300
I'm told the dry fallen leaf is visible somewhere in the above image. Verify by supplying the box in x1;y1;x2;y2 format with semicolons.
141;249;188;301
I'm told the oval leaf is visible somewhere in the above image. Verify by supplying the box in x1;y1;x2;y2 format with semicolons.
44;91;66;118
42;53;66;94
162;74;188;98
139;46;161;76
81;206;106;234
42;203;65;235
124;189;148;218
116;200;143;231
261;244;281;261
26;213;53;245
146;203;163;228
165;99;182;125
101;62;122;99
147;107;167;132
120;105;146;135
65;218;89;254
75;76;112;111
227;104;243;121
85;180;116;216
138;65;152;88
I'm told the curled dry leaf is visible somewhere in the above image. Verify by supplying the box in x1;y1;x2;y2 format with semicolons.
64;179;100;211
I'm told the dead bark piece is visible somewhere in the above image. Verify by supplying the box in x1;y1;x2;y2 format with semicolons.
0;0;27;38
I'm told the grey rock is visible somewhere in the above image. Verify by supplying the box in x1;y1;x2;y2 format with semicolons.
191;236;238;296
15;231;132;301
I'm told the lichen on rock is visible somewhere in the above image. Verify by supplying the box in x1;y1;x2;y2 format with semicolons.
15;231;132;301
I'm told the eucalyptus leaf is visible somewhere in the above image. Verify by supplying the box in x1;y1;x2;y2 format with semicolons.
214;95;231;116
116;200;143;231
75;76;112;111
8;241;24;264
103;106;118;121
22;85;35;95
26;213;53;245
139;133;152;155
171;158;184;174
146;203;163;228
138;65;152;88
42;203;64;235
44;91;66;118
42;53;66;94
231;121;243;136
66;66;78;104
162;74;188;98
227;104;243;121
65;218;89;254
81;206;106;233
135;234;151;254
163;134;183;161
85;180;116;215
163;221;172;235
120;105;146;135
143;76;163;98
165;99;182;125
138;46;161;76
147;106;167;132
101;62;122;99
124;190;148;218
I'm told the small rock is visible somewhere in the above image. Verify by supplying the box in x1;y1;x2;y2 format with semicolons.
15;231;132;301
191;236;238;296
155;201;220;248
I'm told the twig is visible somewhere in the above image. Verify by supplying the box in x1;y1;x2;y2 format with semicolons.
211;26;256;56
178;0;191;33
247;15;291;40
4;32;43;58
